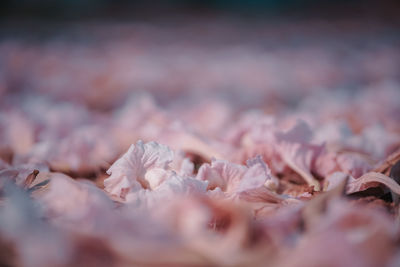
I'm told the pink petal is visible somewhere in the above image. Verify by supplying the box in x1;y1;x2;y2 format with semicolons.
336;153;372;178
346;172;400;195
275;121;323;190
104;140;174;198
197;159;247;193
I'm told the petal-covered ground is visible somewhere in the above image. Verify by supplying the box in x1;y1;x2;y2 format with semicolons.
1;18;400;266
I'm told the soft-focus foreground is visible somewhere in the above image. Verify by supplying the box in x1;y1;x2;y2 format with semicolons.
1;18;400;267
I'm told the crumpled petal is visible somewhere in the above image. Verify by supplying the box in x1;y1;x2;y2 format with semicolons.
324;172;349;191
336;153;372;178
325;171;400;196
315;151;372;179
125;173;208;209
197;159;246;193
275;121;323;190
242;155;279;191
104;140;174;198
197;156;279;200
346;172;400;195
157;122;231;161
237;119;322;190
168;149;195;176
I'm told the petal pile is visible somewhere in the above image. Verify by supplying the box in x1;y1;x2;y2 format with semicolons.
1;18;400;266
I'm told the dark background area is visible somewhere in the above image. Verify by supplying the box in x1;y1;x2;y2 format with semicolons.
1;0;400;21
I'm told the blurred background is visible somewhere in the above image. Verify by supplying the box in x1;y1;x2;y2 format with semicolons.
0;0;399;111
1;0;400;20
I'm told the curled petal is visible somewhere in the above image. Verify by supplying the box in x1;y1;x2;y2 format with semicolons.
125;173;208;208
104;140;174;198
275;121;322;190
197;159;246;193
197;156;278;199
336;153;372;179
242;155;279;191
346;172;400;195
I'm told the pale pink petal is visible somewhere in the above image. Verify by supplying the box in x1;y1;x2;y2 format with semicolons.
278;141;322;190
313;151;341;178
314;151;372;179
125;173;208;208
197;156;279;200
157;123;230;161
223;111;271;146
336;153;372;178
155;173;208;197
104;140;174;198
144;168;170;189
197;159;247;193
242;155;279;191
38;173;113;227
170;150;195;176
276;120;313;143
179;158;195;176
325;172;349;191
275;121;323;190
238;186;284;203
346;172;400;195
279;198;395;267
140;141;174;170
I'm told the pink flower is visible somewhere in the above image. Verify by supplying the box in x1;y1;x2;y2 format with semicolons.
197;155;281;202
104;140;174;198
325;171;400;197
104;140;208;206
